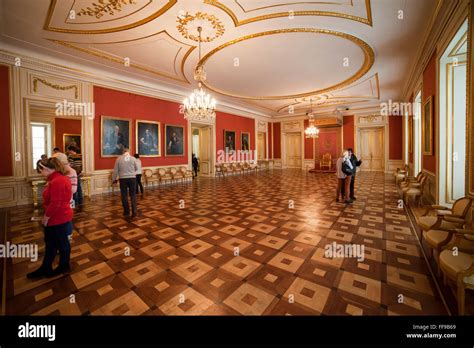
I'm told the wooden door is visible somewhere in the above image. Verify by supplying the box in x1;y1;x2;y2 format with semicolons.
285;132;302;168
358;128;384;171
257;132;265;160
199;127;211;175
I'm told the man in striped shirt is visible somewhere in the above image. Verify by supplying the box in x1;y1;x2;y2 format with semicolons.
52;152;77;207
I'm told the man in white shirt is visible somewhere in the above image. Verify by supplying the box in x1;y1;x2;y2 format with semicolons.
112;148;138;217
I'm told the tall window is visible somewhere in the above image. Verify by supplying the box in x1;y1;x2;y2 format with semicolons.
439;20;468;203
31;122;52;170
413;91;422;174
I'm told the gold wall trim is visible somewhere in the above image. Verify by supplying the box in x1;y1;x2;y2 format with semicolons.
44;0;177;34
204;0;372;27
32;77;79;99
198;28;375;100
49;39;193;84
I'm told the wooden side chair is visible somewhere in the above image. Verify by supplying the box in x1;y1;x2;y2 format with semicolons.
439;227;474;315
158;168;172;185
144;169;159;187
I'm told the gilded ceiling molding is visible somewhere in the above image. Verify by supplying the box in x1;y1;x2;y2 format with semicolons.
234;1;352;13
203;0;372;27
48;39;191;83
326;72;380;99
177;12;225;42
76;0;139;19
33;77;79;99
66;0;153;25
43;0;177;34
276;99;367;113
198;28;375;100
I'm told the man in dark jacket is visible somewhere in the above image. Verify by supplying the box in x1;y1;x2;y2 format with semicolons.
341;148;362;200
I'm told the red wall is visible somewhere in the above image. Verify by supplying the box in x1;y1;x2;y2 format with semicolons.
314;127;342;170
273;122;281;159
343;115;354;150
215;111;255;158
304;120;314;159
389;115;403;160
423;51;437;173
268;122;273;159
55;118;81;152
93;86;188;170
0;65;12;176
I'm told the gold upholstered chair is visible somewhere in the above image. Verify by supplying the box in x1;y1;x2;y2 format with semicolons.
320;153;332;171
158;168;172;185
439;227;474;315
144;169;159;187
417;197;472;234
403;175;427;206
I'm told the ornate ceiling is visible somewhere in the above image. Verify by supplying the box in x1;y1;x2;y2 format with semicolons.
0;0;437;117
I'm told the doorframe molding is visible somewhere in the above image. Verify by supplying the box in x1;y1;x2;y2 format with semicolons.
187;120;215;176
280;120;305;169
354;115;389;173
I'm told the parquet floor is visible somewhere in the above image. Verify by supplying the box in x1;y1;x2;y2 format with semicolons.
4;170;448;315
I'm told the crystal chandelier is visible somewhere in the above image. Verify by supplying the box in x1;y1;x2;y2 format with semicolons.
304;99;319;138
183;26;216;122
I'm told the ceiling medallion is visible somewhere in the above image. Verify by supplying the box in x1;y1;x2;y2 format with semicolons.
177;12;225;42
198;28;375;100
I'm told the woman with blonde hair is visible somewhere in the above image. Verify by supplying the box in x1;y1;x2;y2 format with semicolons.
27;157;73;279
336;150;354;204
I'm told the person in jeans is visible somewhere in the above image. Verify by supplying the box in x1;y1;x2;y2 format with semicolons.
342;151;354;204
112;148;138;217
67;146;83;206
134;153;144;194
335;152;347;203
27;157;73;279
341;147;362;200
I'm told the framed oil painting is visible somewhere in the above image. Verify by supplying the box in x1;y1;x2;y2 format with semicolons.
224;130;236;153
241;132;250;152
422;96;433;155
63;134;81;154
165;124;184;156
136;120;160;157
101;116;131;157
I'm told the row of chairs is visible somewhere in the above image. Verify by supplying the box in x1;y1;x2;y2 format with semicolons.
395;168;427;206
416;197;474;315
215;162;259;177
143;166;193;186
395;167;474;314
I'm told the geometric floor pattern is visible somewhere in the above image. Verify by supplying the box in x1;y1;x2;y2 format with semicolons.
4;170;449;315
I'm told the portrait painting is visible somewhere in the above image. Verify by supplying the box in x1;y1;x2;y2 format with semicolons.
165;124;184;156
136;120;160;157
241;132;250;152
63;134;81;154
422;96;433;155
101;116;131;157
224;130;236;153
